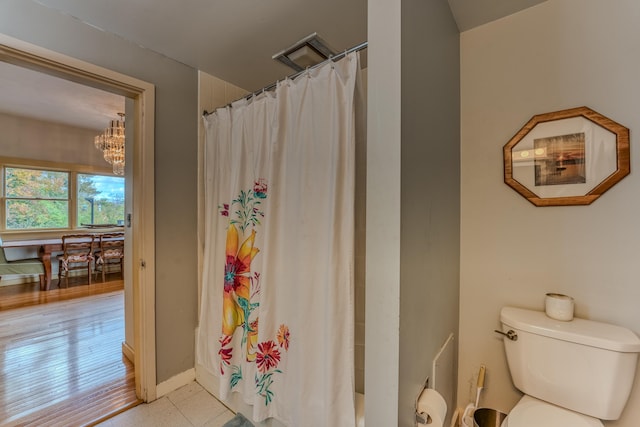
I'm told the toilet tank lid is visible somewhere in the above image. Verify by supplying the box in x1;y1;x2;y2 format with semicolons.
500;307;640;352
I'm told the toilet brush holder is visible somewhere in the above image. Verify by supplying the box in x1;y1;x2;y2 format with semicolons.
461;404;475;427
473;408;507;427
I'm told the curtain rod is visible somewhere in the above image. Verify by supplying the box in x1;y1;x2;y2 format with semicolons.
203;40;368;116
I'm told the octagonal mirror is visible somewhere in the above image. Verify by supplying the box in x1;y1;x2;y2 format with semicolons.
503;106;630;206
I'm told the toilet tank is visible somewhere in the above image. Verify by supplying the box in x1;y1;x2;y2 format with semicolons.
499;306;640;420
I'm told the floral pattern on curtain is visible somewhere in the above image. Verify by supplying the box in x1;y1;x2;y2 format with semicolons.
217;180;291;405
197;52;361;426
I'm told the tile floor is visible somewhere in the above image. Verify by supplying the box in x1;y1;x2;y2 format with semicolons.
96;381;236;427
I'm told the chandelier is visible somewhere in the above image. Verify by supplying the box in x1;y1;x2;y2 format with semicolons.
95;113;125;175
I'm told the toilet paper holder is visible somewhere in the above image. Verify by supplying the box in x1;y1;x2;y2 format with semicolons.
415;387;447;426
415;411;431;425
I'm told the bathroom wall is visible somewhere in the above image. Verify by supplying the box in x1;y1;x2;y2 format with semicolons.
459;1;640;425
354;67;367;394
398;1;460;425
367;0;460;425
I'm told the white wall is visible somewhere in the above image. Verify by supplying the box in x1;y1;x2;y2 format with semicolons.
459;1;640;425
0;113;110;168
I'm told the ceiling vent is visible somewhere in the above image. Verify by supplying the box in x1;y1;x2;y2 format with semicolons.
272;33;337;72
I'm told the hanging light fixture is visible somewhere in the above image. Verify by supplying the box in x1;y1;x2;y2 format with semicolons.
95;113;125;175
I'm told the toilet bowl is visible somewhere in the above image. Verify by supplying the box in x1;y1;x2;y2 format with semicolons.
501;395;603;427
497;306;640;425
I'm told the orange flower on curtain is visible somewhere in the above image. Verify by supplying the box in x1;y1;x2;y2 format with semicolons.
219;223;259;366
217;181;291;405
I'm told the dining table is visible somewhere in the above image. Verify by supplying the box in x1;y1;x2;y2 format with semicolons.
1;235;123;291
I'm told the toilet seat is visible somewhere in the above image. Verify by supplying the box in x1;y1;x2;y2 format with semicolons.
502;395;603;427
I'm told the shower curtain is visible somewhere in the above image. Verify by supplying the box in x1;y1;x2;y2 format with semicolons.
197;53;360;426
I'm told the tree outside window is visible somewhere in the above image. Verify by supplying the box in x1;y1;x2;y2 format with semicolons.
77;174;124;226
3;167;124;231
5;167;69;229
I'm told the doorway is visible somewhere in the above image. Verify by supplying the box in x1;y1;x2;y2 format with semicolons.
0;34;157;402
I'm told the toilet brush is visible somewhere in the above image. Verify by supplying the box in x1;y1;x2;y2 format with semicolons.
461;365;486;427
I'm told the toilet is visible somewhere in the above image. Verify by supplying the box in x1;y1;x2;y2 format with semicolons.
497;306;640;427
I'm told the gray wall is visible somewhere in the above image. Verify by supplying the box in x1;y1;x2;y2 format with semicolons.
366;0;460;425
399;0;460;426
0;0;199;383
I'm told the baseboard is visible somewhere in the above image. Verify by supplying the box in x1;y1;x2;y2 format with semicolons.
121;341;135;364
0;275;40;287
156;368;196;398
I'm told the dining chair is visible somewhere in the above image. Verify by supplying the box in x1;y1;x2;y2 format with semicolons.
94;232;124;282
0;236;45;288
57;234;95;288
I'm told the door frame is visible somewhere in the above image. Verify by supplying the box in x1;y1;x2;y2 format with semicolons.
0;33;157;401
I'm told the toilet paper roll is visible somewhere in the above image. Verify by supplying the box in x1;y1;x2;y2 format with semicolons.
416;388;447;427
545;293;574;321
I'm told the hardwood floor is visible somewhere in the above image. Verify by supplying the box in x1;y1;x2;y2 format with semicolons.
0;278;125;311
0;281;140;426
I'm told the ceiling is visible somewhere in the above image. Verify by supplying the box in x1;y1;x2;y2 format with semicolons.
0;60;124;131
1;0;546;130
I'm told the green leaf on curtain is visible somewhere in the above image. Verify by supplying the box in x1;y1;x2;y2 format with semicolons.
230;365;243;389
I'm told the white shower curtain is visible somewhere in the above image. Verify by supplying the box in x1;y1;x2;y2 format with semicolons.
197;53;360;426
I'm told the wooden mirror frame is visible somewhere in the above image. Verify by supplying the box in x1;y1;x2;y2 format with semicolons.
503;106;630;206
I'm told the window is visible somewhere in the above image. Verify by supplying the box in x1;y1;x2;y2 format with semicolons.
77;174;125;227
2;162;124;232
5;167;69;229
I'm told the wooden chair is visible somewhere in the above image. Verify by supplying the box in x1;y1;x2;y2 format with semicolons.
94;232;124;282
0;236;45;288
57;234;95;288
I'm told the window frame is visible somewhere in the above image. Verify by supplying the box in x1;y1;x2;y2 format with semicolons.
5;166;71;230
76;172;126;228
0;156;121;239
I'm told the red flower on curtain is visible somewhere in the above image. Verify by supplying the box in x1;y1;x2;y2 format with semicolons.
218;335;233;374
256;340;281;373
254;178;268;199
